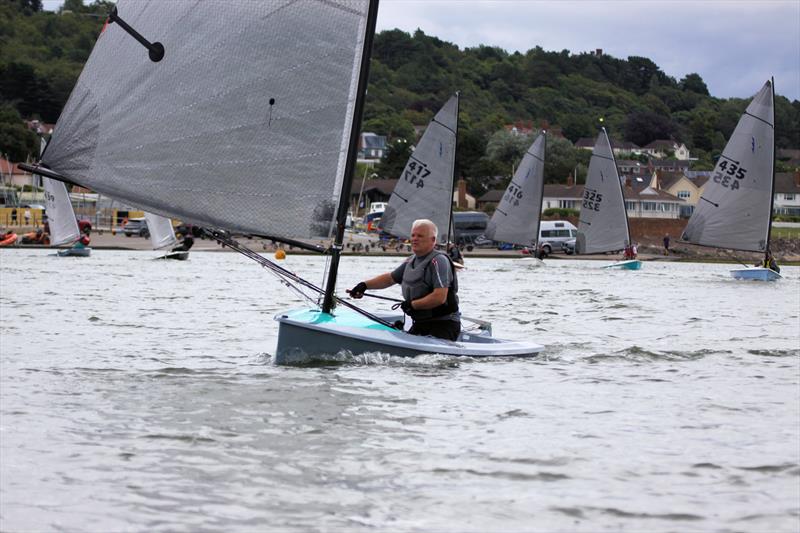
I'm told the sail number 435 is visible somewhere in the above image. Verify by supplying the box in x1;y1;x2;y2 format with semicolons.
713;160;747;191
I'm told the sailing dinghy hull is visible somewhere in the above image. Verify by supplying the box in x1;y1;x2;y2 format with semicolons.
156;251;189;261
603;260;642;270
274;308;543;364
57;247;91;257
729;267;781;281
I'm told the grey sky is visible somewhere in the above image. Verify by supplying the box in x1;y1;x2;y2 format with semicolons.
43;0;800;100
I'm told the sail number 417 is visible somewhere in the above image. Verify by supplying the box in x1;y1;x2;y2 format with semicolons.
404;161;430;189
713;160;747;191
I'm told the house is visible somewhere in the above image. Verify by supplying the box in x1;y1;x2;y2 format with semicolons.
642;140;691;160
617;159;648;176
476;189;504;210
541;174;683;219
349;177;397;216
650;159;690;173
574;138;641;156
773;172;800;216
653;171;706;218
357;132;386;163
0;158;34;188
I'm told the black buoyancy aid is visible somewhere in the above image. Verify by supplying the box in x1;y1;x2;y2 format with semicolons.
401;250;459;321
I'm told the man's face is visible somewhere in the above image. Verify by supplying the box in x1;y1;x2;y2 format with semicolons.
410;225;435;256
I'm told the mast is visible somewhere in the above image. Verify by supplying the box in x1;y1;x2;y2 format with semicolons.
766;77;776;250
445;92;460;246
322;0;380;314
605;127;631;245
536;130;547;239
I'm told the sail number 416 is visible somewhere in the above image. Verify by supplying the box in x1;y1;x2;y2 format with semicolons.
713;160;747;191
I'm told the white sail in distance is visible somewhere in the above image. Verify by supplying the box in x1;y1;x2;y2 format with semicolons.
40;0;372;240
577;129;629;254
484;132;546;247
681;80;775;252
378;94;458;244
37;138;79;246
144;212;177;250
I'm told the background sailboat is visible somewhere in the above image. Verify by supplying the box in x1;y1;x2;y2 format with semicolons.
484;131;546;263
143;212;189;260
378;94;458;245
681;79;780;281
35;139;87;257
576;128;640;270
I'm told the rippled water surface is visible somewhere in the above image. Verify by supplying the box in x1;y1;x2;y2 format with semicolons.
1;249;799;532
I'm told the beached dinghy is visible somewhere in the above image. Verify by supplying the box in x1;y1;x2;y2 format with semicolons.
576;128;642;270
20;0;542;361
681;80;782;281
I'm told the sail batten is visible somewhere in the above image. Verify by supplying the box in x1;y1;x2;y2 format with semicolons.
577;129;629;255
484;132;546;247
41;0;372;240
681;80;775;253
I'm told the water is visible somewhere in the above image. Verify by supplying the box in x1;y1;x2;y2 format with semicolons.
1;250;798;532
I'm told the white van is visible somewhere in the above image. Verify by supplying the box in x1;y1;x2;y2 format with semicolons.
538;220;577;255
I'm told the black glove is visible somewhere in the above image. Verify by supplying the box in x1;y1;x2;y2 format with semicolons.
348;281;368;298
400;299;414;316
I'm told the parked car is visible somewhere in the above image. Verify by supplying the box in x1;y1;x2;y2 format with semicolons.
537;220;578;256
562;238;576;255
123;218;149;238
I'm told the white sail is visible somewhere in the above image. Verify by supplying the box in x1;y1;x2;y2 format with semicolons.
577;129;629;254
37;138;79;246
40;0;371;240
144;212;177;250
681;80;775;252
379;94;458;244
484;132;546;247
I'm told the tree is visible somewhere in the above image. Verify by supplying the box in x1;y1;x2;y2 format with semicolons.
680;73;709;96
624;110;678;147
374;138;413;179
0;104;39;161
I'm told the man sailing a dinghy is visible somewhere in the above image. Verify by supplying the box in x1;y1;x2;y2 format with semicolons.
349;219;461;341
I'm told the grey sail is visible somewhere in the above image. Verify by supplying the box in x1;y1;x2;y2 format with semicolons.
681;80;774;252
577;129;629;254
41;0;371;240
484;132;546;247
379;94;458;244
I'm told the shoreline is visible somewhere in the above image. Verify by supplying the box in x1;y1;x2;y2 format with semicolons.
4;232;798;265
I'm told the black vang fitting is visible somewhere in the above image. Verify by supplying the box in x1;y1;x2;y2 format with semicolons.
108;7;165;63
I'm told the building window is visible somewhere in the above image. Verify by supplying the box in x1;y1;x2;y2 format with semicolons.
786;194;795;201
677;190;691;198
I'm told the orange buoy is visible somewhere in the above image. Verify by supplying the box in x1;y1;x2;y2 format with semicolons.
275;248;286;260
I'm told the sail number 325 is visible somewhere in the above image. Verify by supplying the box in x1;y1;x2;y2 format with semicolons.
583;188;603;211
713;160;747;191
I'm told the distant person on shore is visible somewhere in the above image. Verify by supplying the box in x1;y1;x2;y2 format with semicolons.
10;208;17;226
757;250;780;273
349;219;460;341
23;209;31;226
663;233;670;255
